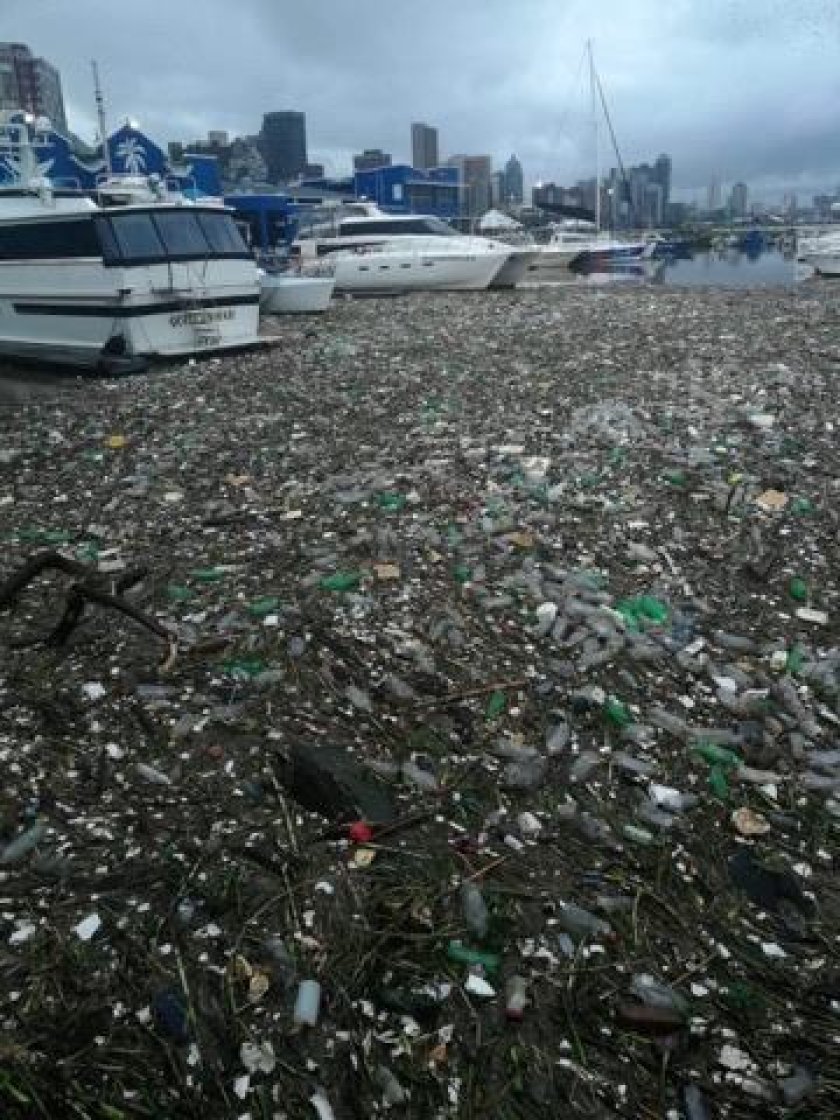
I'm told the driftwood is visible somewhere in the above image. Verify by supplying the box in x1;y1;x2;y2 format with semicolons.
0;550;177;666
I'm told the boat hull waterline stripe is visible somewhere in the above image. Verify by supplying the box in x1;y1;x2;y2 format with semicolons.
11;294;260;317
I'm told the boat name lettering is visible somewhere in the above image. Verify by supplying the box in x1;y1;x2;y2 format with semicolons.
169;308;235;327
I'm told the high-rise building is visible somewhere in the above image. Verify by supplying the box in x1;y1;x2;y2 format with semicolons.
653;154;672;210
503;154;524;204
0;42;66;131
353;148;392;171
729;181;748;218
446;154;493;217
258;111;307;184
411;122;438;170
490;170;505;207
707;175;722;213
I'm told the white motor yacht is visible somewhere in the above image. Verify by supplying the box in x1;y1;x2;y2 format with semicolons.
801;250;840;277
293;203;537;288
303;239;508;293
796;228;840;275
526;225;653;281
0;124;261;372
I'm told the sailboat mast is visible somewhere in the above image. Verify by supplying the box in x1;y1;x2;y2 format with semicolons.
588;39;600;235
91;60;113;174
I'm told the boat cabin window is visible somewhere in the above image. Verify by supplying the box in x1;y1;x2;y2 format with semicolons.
108;212;166;261
96;209;250;265
0;217;102;260
338;217;455;237
152;210;209;257
198;211;252;255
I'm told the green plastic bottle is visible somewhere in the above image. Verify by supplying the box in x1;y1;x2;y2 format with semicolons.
604;696;632;728
788;577;808;603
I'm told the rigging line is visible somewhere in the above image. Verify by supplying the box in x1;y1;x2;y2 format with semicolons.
551;42;589;151
592;64;638;229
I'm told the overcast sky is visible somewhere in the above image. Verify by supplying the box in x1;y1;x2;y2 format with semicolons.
5;0;840;201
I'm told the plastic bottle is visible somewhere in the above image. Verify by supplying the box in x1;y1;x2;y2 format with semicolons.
446;941;500;973
0;821;47;865
603;696;632;728
788;577;809;603
504;975;530;1021
460;882;489;939
690;742;741;767
556;902;613;941
293;979;322;1027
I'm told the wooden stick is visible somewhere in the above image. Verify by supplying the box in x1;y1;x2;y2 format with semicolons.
414;677;529;710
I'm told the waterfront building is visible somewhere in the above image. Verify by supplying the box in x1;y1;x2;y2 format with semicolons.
353;148;392;171
0;115;222;196
0;42;66;131
353;163;460;219
258;110;307;185
411;122;438;170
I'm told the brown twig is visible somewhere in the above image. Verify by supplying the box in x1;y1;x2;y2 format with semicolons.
0;550;175;665
414;677;529;710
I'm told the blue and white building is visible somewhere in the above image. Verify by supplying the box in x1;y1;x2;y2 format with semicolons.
0;115;222;198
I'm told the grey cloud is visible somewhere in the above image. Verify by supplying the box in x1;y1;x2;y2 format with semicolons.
5;0;840;199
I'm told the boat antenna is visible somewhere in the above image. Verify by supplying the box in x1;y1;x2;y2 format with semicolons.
587;39;600;235
91;60;112;174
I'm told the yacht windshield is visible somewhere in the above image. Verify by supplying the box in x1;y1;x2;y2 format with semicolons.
96;209;250;265
338;216;458;237
420;217;457;236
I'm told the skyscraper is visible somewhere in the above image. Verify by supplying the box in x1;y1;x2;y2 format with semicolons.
0;42;66;131
258;111;307;184
653;154;672;209
446;154;493;217
729;181;748;218
503;154;524;204
707;175;722;213
411;122;438;170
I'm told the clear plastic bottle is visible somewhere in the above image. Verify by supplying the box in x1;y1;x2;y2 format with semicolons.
460;881;489;939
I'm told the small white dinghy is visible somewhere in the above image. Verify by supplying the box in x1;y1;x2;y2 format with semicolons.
259;271;334;314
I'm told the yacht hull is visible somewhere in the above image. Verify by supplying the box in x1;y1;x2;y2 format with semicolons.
326;250;505;292
525;247;579;280
489;249;541;288
0;258;261;368
804;254;840;277
260;274;334;313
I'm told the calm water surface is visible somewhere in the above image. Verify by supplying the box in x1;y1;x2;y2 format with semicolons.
576;248;813;289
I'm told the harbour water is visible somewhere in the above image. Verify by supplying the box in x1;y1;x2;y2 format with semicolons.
573;248;812;289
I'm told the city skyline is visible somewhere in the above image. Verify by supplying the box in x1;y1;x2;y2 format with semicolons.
3;1;839;204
